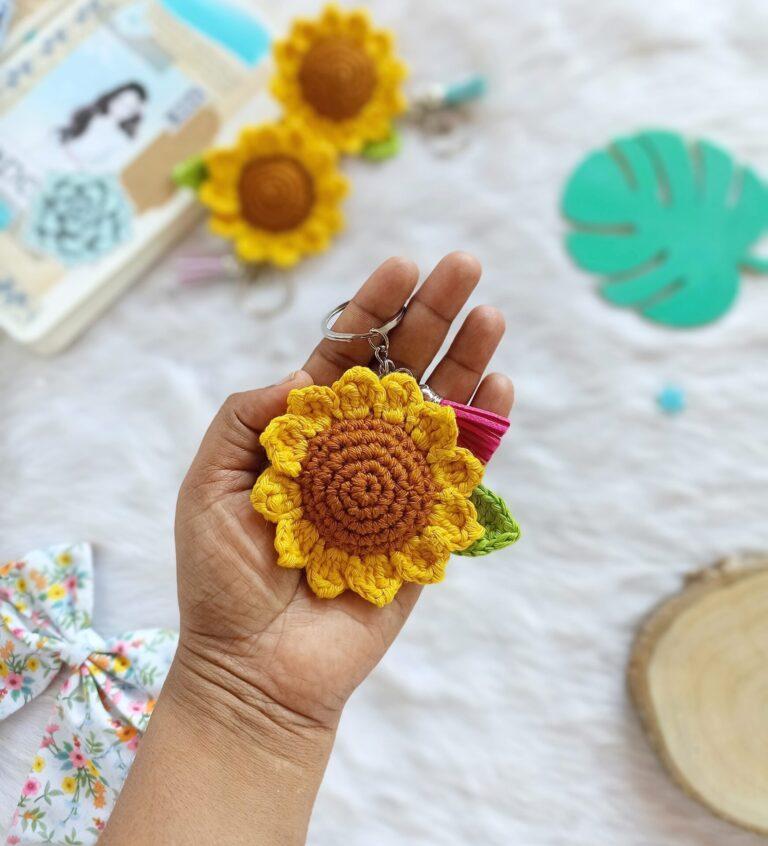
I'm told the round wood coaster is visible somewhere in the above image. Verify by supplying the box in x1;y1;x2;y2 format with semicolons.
628;553;768;835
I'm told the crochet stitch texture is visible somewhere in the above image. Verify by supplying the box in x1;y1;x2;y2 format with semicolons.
271;4;408;154
251;367;485;606
198;122;347;267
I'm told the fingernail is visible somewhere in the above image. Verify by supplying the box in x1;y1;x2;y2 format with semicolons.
276;371;298;385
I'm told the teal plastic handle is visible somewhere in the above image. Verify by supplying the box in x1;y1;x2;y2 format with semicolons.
443;75;488;107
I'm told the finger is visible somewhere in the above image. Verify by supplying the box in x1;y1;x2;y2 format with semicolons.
352;579;423;647
471;372;515;416
384;251;482;378
303;256;419;386
391;581;422;619
426;305;506;403
184;370;313;495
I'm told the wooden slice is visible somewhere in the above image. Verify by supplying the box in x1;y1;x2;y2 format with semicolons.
628;553;768;835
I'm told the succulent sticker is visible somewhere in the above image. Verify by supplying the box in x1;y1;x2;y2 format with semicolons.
25;173;133;266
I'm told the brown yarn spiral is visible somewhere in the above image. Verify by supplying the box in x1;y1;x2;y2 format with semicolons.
238;156;315;232
299;418;437;554
298;36;377;120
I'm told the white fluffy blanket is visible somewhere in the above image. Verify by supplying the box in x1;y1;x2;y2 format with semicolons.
3;1;768;843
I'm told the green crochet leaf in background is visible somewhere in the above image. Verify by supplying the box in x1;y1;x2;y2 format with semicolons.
173;155;208;190
457;485;520;558
562;130;768;327
361;129;402;161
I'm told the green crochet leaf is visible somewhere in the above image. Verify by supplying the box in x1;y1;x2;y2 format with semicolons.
457;485;520;557
361;129;401;161
172;155;208;190
562;130;768;327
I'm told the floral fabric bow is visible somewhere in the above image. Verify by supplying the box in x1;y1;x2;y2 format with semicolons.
0;543;177;845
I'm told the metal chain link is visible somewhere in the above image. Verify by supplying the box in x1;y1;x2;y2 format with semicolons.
368;329;412;377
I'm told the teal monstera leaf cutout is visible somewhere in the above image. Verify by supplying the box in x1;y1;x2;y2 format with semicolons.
562;130;768;327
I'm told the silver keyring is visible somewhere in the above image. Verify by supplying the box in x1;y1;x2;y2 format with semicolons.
322;301;407;343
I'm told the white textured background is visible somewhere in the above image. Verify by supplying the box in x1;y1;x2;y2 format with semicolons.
3;1;768;843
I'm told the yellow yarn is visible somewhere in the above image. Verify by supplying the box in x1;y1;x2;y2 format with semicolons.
271;4;408;155
251;367;485;606
198;122;348;268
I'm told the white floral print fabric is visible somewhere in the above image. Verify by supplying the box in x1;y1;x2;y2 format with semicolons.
0;542;177;845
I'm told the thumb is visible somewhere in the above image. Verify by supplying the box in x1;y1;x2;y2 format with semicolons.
229;370;315;432
186;370;314;492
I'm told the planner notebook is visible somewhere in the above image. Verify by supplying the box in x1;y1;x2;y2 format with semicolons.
0;0;275;354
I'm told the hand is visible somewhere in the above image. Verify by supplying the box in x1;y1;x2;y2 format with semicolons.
103;254;514;845
173;253;514;735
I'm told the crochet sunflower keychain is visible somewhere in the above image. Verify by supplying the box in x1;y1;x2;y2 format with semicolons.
251;303;520;607
174;4;485;275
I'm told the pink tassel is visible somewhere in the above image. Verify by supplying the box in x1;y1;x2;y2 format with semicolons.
440;399;510;464
175;253;237;285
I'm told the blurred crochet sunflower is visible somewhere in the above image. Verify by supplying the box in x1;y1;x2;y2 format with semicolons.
251;367;485;607
198;122;348;267
271;4;408;154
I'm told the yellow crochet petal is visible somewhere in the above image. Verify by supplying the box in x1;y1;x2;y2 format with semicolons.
305;546;347;599
287;384;340;429
331;366;386;419
345;553;402;607
315;176;349;204
408;404;458;453
275;518;320;569
429;446;484;496
198;181;239;217
259;414;317;477
430;488;485;552
250;467;302;523
234;230;268;263
368;29;394;57
239;123;281;157
337;6;370;35
204;147;246;183
321;3;343;29
379;372;424;424
394;527;451;586
292;18;319;43
209;215;242;239
270;244;302;268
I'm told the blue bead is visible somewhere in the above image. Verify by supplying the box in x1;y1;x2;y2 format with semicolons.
657;385;686;415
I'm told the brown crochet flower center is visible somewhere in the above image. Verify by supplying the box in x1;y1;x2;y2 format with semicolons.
299;418;437;554
298;36;377;120
238;156;315;232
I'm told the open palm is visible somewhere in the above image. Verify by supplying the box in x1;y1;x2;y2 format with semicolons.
173;253;514;732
